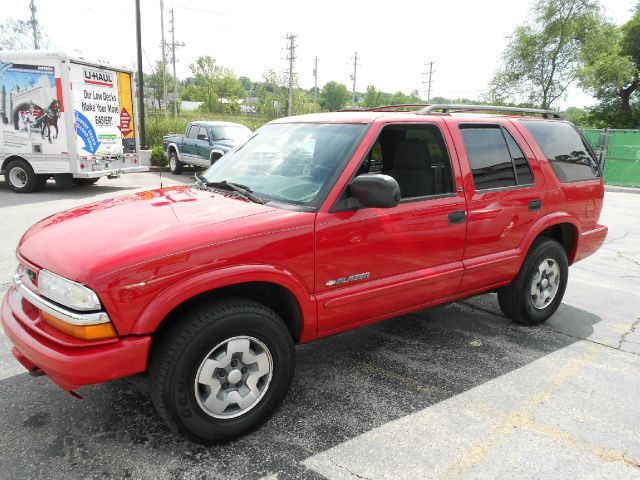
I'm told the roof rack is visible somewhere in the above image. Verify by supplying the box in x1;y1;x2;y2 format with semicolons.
364;104;430;112
417;104;561;119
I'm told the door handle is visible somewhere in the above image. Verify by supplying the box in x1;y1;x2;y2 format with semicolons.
448;210;466;224
529;199;542;211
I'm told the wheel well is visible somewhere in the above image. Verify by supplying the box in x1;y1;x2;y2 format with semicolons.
154;281;303;343
210;151;223;162
1;155;28;173
168;145;178;156
536;223;577;264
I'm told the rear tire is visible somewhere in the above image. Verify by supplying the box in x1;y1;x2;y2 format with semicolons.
169;151;183;174
497;238;568;325
5;159;47;193
72;177;100;186
149;298;295;443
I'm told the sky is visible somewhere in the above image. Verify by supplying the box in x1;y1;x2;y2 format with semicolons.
1;0;637;108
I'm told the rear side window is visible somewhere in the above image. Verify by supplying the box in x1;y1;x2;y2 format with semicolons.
460;125;533;190
520;120;600;182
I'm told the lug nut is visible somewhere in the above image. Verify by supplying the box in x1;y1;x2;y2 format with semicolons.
241;367;248;374
218;370;226;377
222;383;229;389
231;360;238;367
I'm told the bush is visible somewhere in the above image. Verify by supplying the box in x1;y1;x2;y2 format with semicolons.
150;145;166;167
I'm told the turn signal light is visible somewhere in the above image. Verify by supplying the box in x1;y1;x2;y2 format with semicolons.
41;311;117;340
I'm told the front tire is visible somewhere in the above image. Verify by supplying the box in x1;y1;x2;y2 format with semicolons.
169;151;183;174
497;238;568;325
149;298;295;443
5;159;47;193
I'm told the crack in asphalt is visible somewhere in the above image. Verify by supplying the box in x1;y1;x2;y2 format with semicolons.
604;230;632;245
328;458;370;480
619;317;640;349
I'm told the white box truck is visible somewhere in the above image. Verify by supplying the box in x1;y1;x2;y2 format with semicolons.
0;51;149;193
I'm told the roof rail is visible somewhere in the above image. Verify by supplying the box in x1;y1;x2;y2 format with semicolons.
364;104;430;112
417;104;561;119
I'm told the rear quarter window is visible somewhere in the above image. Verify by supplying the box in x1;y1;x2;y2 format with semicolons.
520;120;600;182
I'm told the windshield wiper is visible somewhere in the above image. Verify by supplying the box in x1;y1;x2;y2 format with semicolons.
205;179;264;204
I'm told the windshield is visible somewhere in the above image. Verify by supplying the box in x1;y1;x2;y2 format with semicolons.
201;123;368;206
212;125;252;142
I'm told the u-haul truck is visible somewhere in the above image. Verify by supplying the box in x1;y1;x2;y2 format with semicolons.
0;51;149;193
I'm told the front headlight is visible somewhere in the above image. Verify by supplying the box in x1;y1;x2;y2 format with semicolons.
38;270;102;311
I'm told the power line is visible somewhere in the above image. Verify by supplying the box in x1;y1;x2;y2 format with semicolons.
160;0;168;116
313;56;318;112
348;52;360;107
168;8;185;118
285;33;297;117
29;0;39;50
422;61;435;101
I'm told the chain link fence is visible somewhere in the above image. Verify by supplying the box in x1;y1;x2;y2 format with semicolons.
582;128;640;188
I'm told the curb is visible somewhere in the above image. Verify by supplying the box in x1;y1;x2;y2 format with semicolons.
149;166;170;172
605;185;640;195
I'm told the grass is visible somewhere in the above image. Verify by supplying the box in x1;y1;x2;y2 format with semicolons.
144;111;272;150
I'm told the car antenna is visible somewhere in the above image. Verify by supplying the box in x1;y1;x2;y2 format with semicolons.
159;165;163;189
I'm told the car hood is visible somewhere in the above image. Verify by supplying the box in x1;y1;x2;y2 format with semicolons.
18;185;286;283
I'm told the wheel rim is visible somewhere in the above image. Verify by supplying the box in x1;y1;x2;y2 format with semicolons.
170;155;176;171
9;166;28;188
530;258;561;310
194;335;273;419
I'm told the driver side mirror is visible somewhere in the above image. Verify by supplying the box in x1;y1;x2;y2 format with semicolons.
348;174;400;208
197;133;209;141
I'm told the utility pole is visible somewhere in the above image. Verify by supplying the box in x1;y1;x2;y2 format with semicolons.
135;0;146;148
29;0;39;50
168;9;185;118
160;0;168;116
422;61;435;102
313;56;318;112
348;52;360;107
285;33;297;117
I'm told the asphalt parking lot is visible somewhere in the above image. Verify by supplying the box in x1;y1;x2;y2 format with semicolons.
0;174;638;480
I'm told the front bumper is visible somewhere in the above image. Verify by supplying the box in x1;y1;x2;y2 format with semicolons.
1;285;150;392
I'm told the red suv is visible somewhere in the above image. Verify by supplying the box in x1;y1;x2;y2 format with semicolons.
1;105;607;442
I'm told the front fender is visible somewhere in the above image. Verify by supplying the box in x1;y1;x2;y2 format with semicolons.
129;264;317;341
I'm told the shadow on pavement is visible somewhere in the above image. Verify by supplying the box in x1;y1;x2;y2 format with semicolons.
0;297;600;479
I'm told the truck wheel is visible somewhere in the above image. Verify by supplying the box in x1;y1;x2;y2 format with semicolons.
169;151;183;174
149;298;295;443
72;177;101;186
497;238;568;325
5;159;47;193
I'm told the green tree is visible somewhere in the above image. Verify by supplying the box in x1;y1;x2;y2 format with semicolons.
489;0;601;108
145;60;175;110
364;85;385;108
0;18;48;50
321;81;350;111
189;56;222;112
576;4;640;126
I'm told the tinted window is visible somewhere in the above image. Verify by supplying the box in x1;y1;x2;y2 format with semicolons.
503;129;533;184
356;124;455;199
520;120;600;182
460;127;516;190
187;125;199;139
